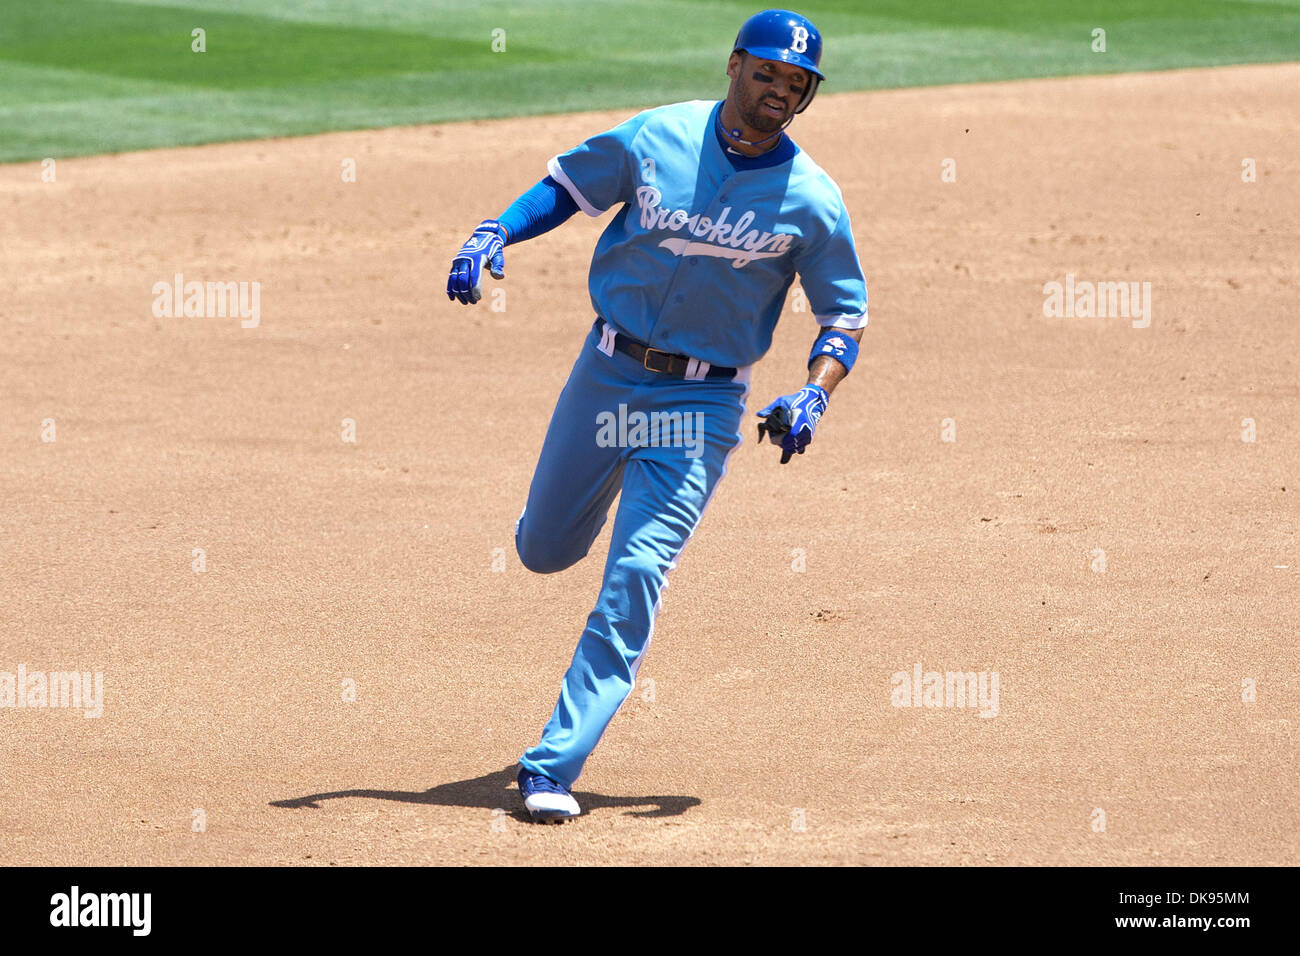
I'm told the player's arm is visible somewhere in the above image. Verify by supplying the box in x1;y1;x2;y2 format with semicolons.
447;109;650;306
445;176;580;305
497;175;580;245
807;326;865;397
755;204;867;463
755;324;864;464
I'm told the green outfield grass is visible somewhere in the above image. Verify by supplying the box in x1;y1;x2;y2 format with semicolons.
1;0;1297;161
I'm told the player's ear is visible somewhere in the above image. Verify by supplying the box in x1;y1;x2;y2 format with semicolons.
726;52;743;81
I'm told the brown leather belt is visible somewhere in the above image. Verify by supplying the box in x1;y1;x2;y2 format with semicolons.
596;318;737;380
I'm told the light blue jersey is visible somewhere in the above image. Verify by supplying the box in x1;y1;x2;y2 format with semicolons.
547;99;867;369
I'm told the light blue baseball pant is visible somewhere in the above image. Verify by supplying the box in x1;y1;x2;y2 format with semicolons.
515;319;750;790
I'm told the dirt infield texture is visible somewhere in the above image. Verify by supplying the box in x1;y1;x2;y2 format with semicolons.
2;63;1296;866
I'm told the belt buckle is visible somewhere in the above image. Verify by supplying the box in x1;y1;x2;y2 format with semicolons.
641;347;673;374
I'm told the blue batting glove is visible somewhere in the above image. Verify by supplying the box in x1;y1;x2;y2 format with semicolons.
756;384;829;464
446;219;506;305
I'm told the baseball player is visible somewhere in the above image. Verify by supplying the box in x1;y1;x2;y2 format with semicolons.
447;8;867;823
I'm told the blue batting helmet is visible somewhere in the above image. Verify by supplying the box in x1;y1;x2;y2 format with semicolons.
732;9;824;112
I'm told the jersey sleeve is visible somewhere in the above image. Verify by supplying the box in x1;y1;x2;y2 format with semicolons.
546;110;651;218
794;200;868;330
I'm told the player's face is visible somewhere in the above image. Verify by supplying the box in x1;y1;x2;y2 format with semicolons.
727;54;810;133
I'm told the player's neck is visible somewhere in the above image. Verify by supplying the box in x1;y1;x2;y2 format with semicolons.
718;100;782;156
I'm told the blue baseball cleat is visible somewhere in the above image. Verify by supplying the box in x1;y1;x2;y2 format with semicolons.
517;766;581;823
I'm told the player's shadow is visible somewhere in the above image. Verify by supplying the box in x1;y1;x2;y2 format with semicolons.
270;765;700;822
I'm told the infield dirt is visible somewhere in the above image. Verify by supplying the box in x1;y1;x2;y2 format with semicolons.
2;63;1296;865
